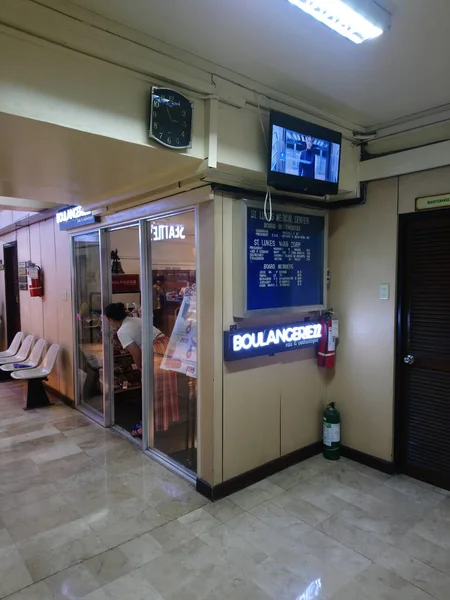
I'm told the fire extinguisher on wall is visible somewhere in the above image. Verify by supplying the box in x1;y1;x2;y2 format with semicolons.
317;310;336;368
323;402;341;461
27;265;43;297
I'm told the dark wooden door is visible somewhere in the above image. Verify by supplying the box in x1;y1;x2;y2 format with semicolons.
3;243;21;346
397;210;450;491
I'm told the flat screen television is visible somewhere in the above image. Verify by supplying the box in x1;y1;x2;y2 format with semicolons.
267;110;342;196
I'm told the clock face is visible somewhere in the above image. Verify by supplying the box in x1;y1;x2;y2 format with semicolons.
149;87;193;149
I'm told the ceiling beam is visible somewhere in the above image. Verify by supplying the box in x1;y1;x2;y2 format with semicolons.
0;204;69;237
0;196;57;211
359;140;450;181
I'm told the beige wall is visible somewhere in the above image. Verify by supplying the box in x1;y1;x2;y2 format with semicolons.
326;166;450;463
220;193;327;481
399;165;450;214
0;218;73;398
328;178;398;462
217;178;402;476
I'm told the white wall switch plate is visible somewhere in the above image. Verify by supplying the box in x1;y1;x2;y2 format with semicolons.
379;284;390;300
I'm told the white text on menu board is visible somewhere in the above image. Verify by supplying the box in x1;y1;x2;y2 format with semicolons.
249;209;312;289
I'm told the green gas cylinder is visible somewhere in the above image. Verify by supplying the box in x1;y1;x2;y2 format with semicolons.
323;402;341;461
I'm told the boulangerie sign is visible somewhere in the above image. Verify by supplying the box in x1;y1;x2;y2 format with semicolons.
112;274;140;292
56;206;99;230
224;320;321;361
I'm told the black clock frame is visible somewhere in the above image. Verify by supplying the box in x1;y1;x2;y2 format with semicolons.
149;86;193;150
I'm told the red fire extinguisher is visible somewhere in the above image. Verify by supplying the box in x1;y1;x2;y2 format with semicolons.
317;311;336;368
28;265;43;298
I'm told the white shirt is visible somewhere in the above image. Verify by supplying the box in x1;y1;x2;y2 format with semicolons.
117;317;161;350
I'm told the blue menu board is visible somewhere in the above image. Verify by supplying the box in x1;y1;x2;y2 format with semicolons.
246;206;325;311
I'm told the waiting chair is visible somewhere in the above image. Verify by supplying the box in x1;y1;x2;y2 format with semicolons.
11;344;60;410
0;332;24;359
1;339;46;373
0;335;34;365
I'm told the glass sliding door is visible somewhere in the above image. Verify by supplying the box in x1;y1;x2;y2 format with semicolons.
145;211;198;473
108;225;143;440
72;232;105;421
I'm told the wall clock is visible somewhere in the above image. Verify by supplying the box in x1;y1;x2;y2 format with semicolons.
149;87;193;150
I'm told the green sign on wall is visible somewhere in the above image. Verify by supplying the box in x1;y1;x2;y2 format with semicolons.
416;193;450;211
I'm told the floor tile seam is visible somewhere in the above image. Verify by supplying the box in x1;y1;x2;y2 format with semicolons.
277;483;358;515
220;507;296;552
375;553;450;599
380;545;450;584
10;504;161;565
9;515;180;596
327;476;386;499
54;464;111;491
287;505;385;566
380;480;447;507
318;502;393;548
58;510;200;582
1;580;50;600
13;556;88;594
250;503;312;533
325;480;420;516
350;561;440;600
12;517;101;564
36;447;108;487
311;514;387;563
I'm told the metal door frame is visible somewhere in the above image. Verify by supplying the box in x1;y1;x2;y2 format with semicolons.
105;222;143;445
99;228;113;427
139;219;153;450
71;230;108;426
142;208;198;483
3;241;21;346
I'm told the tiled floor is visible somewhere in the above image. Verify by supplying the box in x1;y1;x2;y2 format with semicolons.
1;383;450;599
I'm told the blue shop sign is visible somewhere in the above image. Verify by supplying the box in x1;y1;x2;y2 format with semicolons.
224;320;321;361
56;206;99;230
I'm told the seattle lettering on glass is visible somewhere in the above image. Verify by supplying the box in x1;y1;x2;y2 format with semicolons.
151;224;185;242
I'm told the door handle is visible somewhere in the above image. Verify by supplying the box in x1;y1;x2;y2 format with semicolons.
404;355;415;365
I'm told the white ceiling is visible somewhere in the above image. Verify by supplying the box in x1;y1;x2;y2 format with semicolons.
0;113;201;210
67;0;450;128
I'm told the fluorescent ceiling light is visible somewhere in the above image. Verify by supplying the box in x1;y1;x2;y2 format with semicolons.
287;0;387;44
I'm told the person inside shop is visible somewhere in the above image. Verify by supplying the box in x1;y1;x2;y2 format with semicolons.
152;276;165;331
298;135;316;179
104;302;179;437
179;277;195;299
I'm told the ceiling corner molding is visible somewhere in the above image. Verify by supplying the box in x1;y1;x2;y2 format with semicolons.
359;140;450;181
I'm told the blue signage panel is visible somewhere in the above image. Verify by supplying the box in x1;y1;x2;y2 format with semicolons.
224;320;321;361
57;206;99;231
246;207;325;311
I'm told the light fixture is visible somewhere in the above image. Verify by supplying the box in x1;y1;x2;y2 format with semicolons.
287;0;390;44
